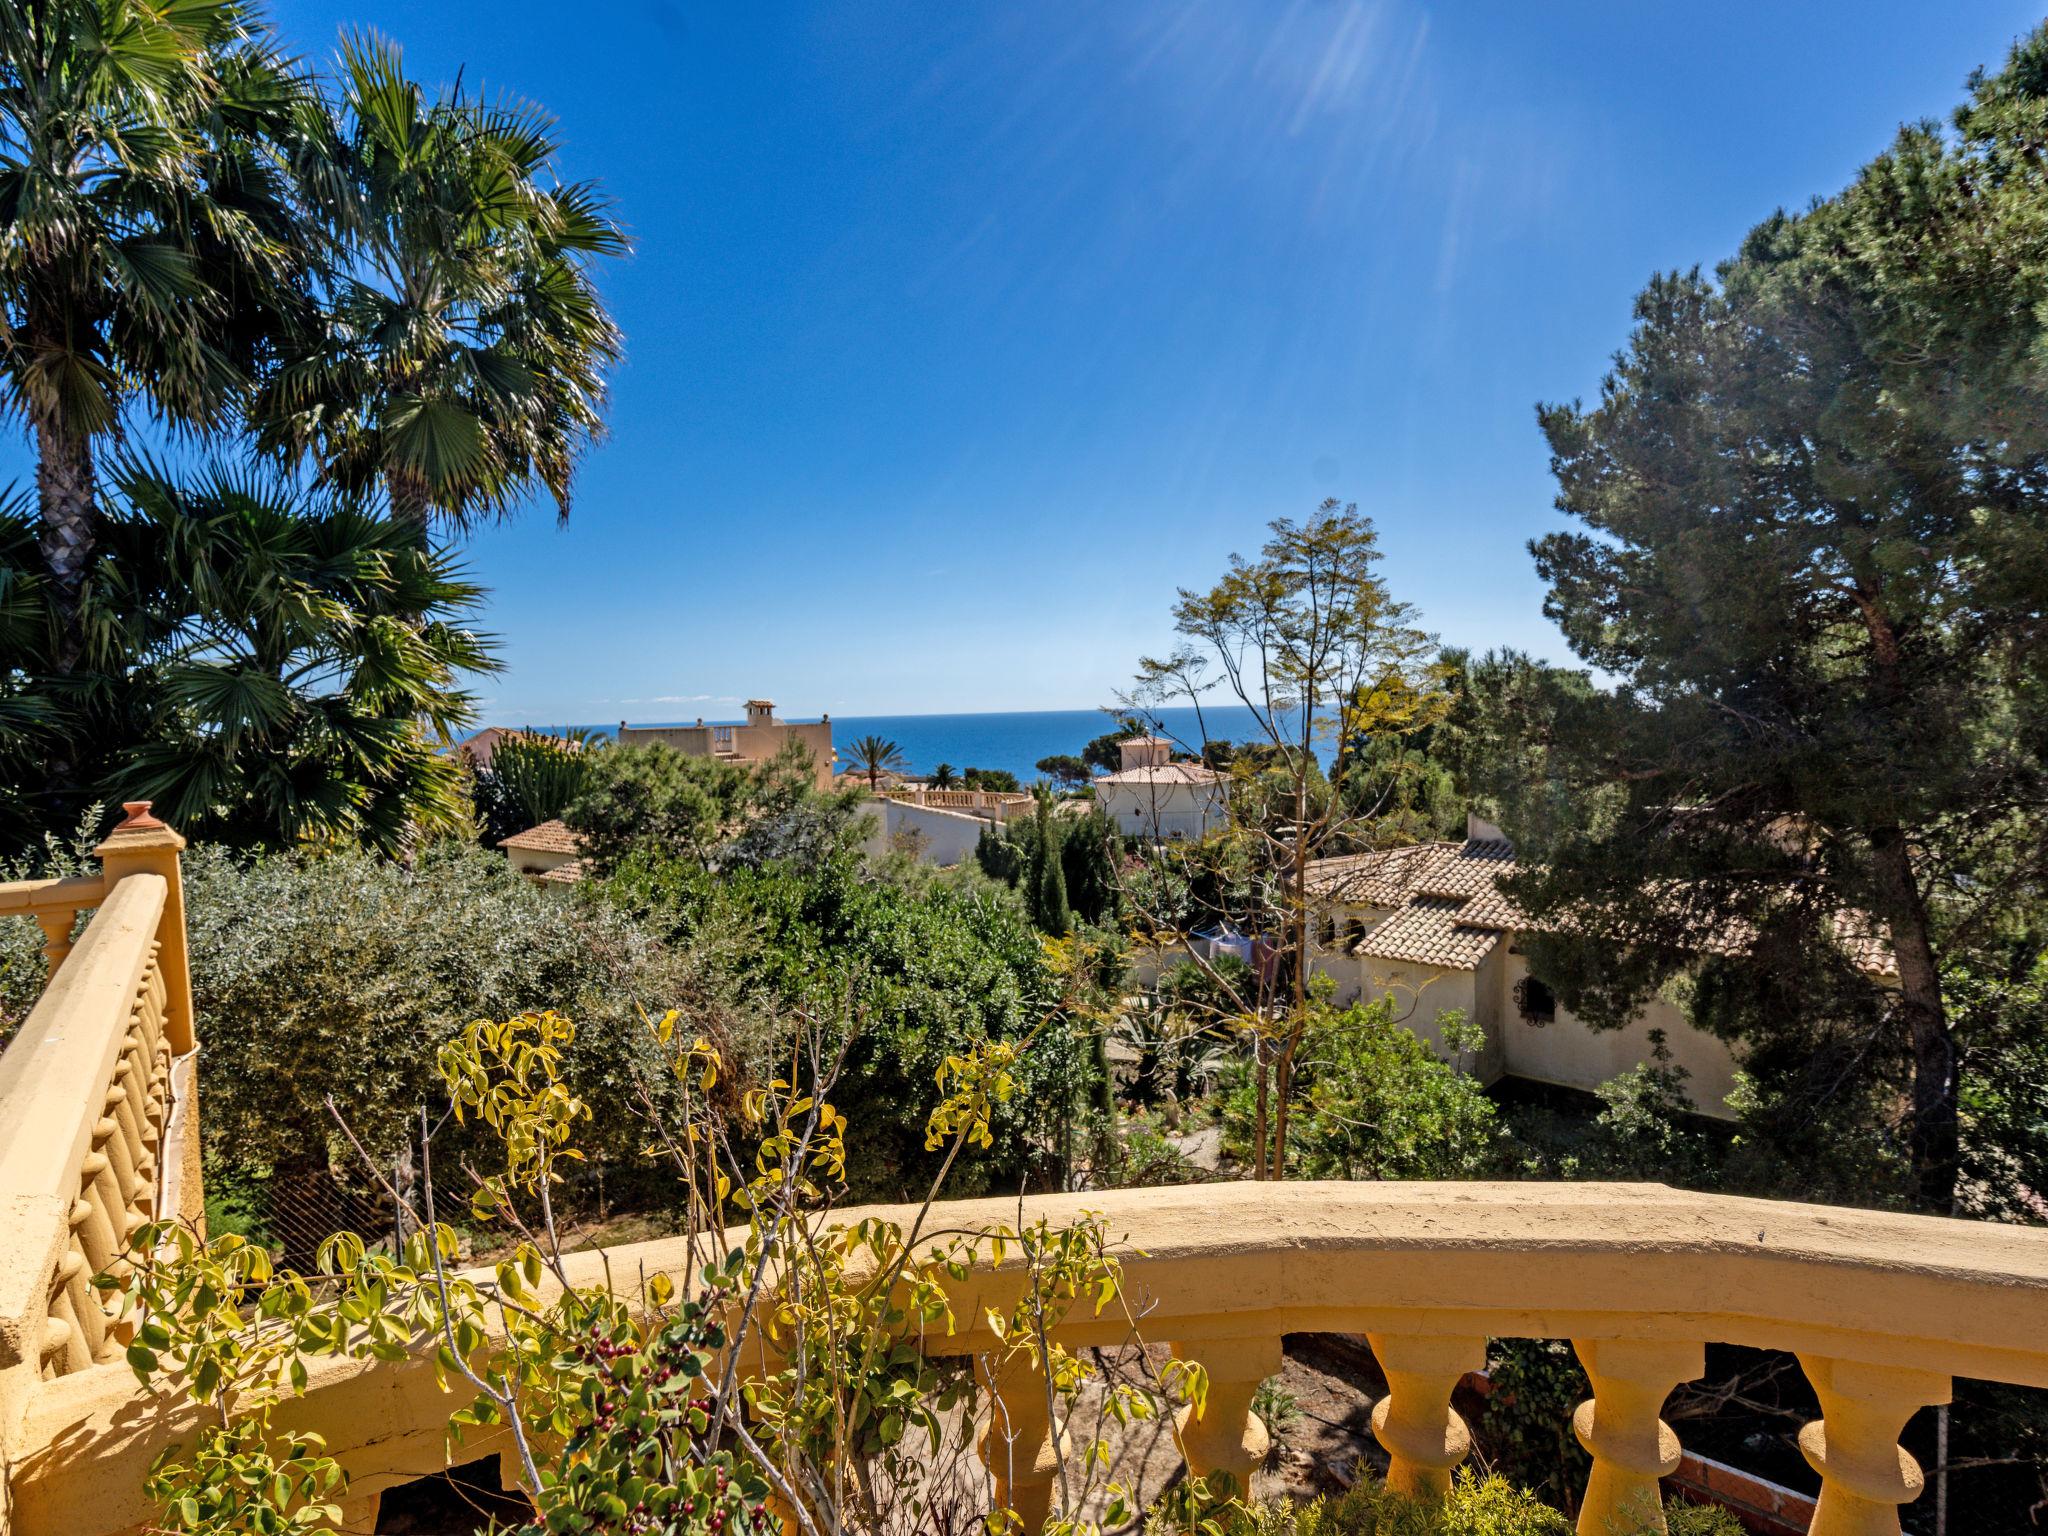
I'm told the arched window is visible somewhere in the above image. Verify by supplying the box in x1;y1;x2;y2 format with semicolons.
1514;974;1557;1026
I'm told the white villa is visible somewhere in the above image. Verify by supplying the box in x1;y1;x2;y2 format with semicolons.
1094;737;1226;841
1305;816;1898;1119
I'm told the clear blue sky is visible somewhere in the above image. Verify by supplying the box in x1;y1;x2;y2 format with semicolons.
71;5;2048;720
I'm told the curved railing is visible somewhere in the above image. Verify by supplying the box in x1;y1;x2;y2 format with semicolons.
11;1180;2048;1536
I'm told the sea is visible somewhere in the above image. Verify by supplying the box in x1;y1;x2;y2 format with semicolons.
561;705;1286;784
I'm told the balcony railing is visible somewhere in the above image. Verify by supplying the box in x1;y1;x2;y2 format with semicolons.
6;1180;2046;1535
0;805;199;1478
1;816;2045;1536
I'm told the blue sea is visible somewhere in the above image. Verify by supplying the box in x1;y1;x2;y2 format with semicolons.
564;705;1286;783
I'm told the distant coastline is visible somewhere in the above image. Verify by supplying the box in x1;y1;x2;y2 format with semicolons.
531;705;1284;784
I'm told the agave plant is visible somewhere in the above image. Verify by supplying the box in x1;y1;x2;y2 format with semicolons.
486;732;593;832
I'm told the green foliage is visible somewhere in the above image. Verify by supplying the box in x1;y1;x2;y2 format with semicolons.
1029;793;1074;936
976;804;1121;930
961;766;1021;793
1081;726;1143;774
606;847;1099;1202
846;734;908;788
1224;1002;1501;1180
180;841;695;1236
480;732;596;837
565;740;858;879
1507;29;2048;1210
255;31;625;536
2;467;493;857
1036;754;1091;791
1474;1340;1588;1510
1587;1030;1711;1182
1198;1470;1572;1536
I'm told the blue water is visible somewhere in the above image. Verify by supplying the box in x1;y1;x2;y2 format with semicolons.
564;705;1285;783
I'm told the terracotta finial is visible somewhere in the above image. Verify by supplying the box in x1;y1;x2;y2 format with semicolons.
116;802;167;832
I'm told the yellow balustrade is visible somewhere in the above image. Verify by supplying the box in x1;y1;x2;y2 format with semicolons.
0;1181;2042;1536
0;802;201;1459
1;816;2046;1536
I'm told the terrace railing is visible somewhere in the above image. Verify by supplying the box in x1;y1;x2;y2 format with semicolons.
7;1183;2047;1536
0;805;199;1451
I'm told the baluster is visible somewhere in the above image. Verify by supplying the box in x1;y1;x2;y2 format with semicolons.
52;1246;109;1364
44;1276;92;1375
1366;1331;1487;1499
34;907;75;974
1171;1335;1284;1494
978;1356;1066;1535
1799;1357;1949;1536
38;1316;73;1379
1571;1338;1703;1535
70;1195;116;1280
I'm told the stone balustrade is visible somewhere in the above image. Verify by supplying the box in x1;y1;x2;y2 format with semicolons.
8;1181;2046;1536
0;806;200;1460
885;787;1034;820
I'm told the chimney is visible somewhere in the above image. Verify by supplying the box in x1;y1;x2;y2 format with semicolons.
745;699;776;726
1120;736;1171;771
1467;811;1508;846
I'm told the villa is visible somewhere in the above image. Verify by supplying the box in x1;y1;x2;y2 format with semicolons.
1094;736;1226;841
617;699;836;790
498;819;587;884
1305;816;1898;1118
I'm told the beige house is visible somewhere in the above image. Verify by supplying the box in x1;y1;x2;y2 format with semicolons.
499;819;586;884
1305;816;1897;1120
618;699;836;790
1095;737;1226;841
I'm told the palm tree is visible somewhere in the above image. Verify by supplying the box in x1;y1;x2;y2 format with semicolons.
0;0;311;666
103;461;494;853
847;734;907;791
259;32;626;545
931;762;956;789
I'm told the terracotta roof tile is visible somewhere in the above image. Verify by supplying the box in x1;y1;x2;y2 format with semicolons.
1353;896;1503;969
1309;837;1895;979
1096;763;1223;786
498;819;583;855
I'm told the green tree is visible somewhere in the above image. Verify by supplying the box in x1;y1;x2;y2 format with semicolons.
1125;501;1449;1178
1514;36;2048;1209
960;766;1020;793
1026;790;1071;936
258;32;625;544
564;740;855;878
845;733;907;791
1080;724;1142;773
477;731;594;838
0;0;311;664
1034;753;1089;792
930;761;956;788
0;464;493;856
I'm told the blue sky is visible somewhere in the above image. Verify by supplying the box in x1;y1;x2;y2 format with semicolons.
56;4;2048;720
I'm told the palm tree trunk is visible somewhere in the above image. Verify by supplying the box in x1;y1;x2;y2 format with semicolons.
35;420;96;674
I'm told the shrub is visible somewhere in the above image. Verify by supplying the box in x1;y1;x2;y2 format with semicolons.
1199;1470;1571;1536
182;842;706;1250
1224;1001;1501;1179
607;848;1104;1202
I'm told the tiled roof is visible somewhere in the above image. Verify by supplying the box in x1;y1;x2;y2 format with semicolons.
1353;895;1503;969
1309;837;1896;979
534;859;585;884
498;819;583;855
1097;763;1223;786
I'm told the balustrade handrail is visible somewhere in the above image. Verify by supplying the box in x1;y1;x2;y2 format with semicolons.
0;875;166;1205
0;873;107;916
12;1180;2048;1535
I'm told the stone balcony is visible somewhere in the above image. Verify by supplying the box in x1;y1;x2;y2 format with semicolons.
2;816;2046;1536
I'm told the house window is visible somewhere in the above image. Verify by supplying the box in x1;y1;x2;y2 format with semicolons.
1514;975;1557;1026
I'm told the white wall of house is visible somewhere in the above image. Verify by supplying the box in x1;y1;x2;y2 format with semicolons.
859;799;988;868
1307;923;1742;1119
1096;780;1225;841
1489;948;1741;1117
